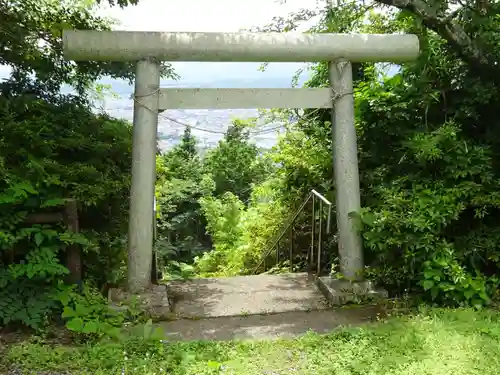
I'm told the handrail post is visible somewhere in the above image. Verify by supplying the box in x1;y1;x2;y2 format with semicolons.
310;195;316;270
289;229;293;272
151;196;158;284
276;239;280;266
326;204;332;235
317;200;323;276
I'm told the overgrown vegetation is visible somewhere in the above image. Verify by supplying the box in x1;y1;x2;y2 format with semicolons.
154;118;273;278
153;0;500;311
0;0;174;334
3;0;500;371
4;308;500;374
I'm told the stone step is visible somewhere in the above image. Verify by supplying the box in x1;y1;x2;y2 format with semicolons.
158;306;385;341
168;273;329;318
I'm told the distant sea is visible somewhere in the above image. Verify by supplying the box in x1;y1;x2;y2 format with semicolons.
95;74;308;152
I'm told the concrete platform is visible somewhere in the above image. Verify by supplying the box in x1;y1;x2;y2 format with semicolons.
168;273;329;318
159;306;385;341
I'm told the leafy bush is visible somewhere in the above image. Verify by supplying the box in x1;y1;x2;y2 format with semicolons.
0;93;132;328
238;5;500;308
203;118;273;202
155;126;213;267
58;284;124;339
195;192;246;276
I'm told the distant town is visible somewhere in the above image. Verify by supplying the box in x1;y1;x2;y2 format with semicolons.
96;72;308;152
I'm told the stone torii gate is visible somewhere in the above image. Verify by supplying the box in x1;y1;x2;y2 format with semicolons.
63;31;419;293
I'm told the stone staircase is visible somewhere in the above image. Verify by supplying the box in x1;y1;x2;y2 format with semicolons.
158;273;384;341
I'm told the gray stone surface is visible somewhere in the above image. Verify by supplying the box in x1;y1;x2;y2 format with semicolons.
104;274;390;341
168;273;329;318
317;277;388;305
159;306;385;341
108;284;172;319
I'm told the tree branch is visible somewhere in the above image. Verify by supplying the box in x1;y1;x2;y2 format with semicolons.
374;0;500;82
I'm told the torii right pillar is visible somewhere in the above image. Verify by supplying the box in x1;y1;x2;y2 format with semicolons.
329;59;363;282
318;59;392;304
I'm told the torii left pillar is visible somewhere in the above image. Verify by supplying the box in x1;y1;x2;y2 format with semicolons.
128;58;160;292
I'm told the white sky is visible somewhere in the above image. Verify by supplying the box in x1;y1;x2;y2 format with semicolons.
98;0;317;82
0;0;317;82
99;0;315;32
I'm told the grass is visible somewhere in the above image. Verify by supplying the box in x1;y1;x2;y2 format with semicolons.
3;307;500;375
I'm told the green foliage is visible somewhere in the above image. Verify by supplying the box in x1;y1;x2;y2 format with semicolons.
0;0;179;331
0;93;133;328
162;261;196;280
55;283;165;342
346;27;500;305
1;0;177;95
222;2;500;308
155;126;214;266
203;119;273;202
192;177;291;276
57;284;123;339
6;308;500;375
195;192;245;276
155;120;277;277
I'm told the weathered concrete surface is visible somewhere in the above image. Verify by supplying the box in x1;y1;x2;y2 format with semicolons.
108;284;171;319
159;306;385;341
317;277;388;305
168;273;329;318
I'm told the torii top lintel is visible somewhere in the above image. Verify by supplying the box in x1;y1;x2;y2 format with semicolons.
63;30;420;63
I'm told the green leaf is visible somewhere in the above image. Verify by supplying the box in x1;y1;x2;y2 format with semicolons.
430;287;439;300
422;280;434;291
464;289;476;300
62;306;76;318
34;232;44;246
75;303;90;316
472;299;484;309
105;326;123;340
207;361;221;369
143;319;153;338
479;291;490;302
149;327;165;341
66;317;84;332
82;321;99;334
361;212;377;226
57;292;71;306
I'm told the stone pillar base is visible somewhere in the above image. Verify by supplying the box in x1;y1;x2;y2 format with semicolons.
316;277;388;306
108;284;173;320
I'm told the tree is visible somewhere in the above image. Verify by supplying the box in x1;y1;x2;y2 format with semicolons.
155;127;213;266
204;119;273;203
0;0;176;96
178;125;197;159
244;0;500;307
373;0;500;83
0;0;178;328
271;0;500;83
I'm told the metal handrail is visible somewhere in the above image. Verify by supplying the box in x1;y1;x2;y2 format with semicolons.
252;189;332;275
311;189;332;235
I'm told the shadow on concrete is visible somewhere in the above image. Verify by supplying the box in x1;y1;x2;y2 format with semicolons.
168;273;328;319
163;273;389;341
159;306;384;341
